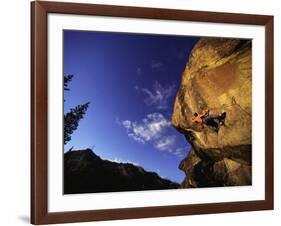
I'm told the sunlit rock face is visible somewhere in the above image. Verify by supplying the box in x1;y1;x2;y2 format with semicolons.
172;38;252;187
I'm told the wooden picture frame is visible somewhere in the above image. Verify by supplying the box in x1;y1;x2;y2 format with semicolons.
31;1;274;224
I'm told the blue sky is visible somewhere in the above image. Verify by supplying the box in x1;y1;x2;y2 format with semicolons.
63;30;199;183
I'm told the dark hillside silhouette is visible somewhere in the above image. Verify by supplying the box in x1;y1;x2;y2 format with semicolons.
64;149;179;194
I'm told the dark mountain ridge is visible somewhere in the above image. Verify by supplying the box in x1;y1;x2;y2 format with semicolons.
64;149;179;194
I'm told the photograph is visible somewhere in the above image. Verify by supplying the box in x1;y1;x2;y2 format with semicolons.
30;1;274;224
63;30;252;194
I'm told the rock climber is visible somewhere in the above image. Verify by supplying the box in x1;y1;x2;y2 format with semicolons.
191;109;209;126
192;109;226;130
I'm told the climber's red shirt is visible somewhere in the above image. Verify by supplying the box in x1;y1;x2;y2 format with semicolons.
192;110;209;124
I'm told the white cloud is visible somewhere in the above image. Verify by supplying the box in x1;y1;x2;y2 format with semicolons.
122;120;131;129
121;113;171;144
154;136;176;151
151;60;164;70
109;158;139;166
119;113;188;158
141;81;176;110
128;133;146;144
136;67;142;75
174;147;188;158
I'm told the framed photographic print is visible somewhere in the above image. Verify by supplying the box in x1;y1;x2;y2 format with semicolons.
31;1;274;225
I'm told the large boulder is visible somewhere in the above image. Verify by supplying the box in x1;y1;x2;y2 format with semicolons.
172;38;252;187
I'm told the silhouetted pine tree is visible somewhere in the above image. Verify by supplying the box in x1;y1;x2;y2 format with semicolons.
64;102;89;145
64;74;73;91
64;74;90;145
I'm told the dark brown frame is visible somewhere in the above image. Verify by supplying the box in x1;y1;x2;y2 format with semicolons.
31;1;274;224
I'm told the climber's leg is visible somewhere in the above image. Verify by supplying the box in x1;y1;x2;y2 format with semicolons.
203;115;220;127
